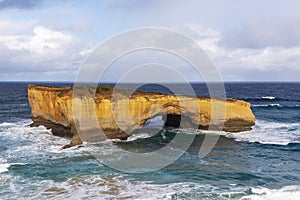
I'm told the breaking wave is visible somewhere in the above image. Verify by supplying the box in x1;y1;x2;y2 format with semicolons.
241;185;300;200
223;120;300;145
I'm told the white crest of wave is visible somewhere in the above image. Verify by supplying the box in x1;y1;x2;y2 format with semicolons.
127;132;153;141
30;175;215;200
262;96;276;100
0;120;83;162
241;185;300;200
252;103;282;107
0;122;17;127
0;158;10;174
224;120;300;145
165;120;300;146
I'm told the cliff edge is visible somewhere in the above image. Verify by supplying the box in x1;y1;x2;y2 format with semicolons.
28;84;256;148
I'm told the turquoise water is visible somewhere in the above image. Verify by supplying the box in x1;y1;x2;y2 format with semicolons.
0;82;300;199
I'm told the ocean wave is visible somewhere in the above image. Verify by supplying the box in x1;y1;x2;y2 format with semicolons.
1;119;300;199
0;163;10;174
0;122;17;127
245;96;277;101
147;120;300;146
0;121;80;163
241;185;300;200
223;120;300;146
127;132;153;141
0;158;10;174
172;121;300;146
252;103;282;107
252;104;300;109
244;96;299;102
11;173;300;200
19;175;219;200
261;96;276;100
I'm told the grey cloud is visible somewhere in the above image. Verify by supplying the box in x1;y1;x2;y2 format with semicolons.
0;0;42;10
0;26;86;74
220;15;300;49
0;0;44;10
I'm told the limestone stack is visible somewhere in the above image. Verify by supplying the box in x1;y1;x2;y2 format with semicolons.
28;85;256;148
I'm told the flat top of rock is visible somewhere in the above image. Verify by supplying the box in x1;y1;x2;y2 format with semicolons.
28;84;239;103
28;84;71;91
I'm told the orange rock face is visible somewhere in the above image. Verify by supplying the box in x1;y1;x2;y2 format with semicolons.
28;84;256;148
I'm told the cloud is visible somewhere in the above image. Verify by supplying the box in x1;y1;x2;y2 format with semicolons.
0;70;78;81
5;26;73;53
177;23;300;81
221;47;300;71
220;14;300;49
0;0;44;10
0;18;36;35
0;0;299;81
0;25;89;74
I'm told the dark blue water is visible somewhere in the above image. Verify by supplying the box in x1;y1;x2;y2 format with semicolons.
0;82;299;199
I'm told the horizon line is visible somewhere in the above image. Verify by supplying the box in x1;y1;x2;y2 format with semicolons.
0;80;299;84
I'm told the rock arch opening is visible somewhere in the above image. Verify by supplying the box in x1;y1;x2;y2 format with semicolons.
143;114;197;129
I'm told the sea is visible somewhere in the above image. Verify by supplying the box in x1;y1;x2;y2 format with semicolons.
0;82;299;200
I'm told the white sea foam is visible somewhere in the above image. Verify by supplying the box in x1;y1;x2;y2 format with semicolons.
0;121;81;163
0;122;16;127
0;119;196;198
29;175;300;200
172;120;300;146
1;120;300;199
252;103;282;107
223;120;300;145
109;119;300;146
127;132;153;141
28;175;217;200
0;159;10;174
261;96;276;100
241;185;300;200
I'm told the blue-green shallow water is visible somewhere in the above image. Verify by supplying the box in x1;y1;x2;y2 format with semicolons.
0;82;299;199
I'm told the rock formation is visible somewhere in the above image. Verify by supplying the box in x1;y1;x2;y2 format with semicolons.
28;84;256;148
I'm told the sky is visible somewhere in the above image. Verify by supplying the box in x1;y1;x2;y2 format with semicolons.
0;0;300;82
